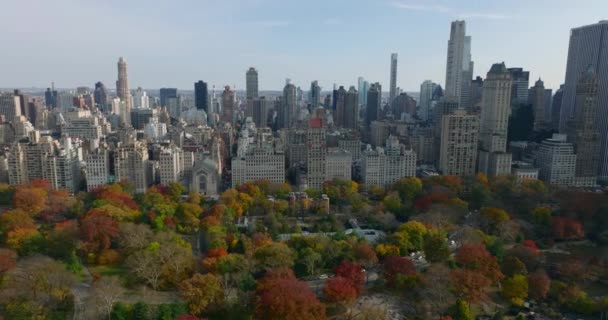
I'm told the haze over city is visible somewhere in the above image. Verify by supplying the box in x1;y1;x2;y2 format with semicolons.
2;0;607;90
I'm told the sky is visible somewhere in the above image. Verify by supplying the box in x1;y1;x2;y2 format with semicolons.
1;0;607;92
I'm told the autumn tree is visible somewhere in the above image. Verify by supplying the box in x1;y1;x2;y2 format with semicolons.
451;269;492;305
90;276;125;319
552;217;584;240
334;261;365;294
382;256;416;286
423;230;450;263
527;270;550;300
375;244;400;259
479;207;510;234
0;209;35;236
0;248;17;277
323;276;358;304
501;256;528;277
419;264;456;318
0;256;76;319
391;220;428;254
254;242;295;271
455;243;504;284
79;210;120;253
501;274;528;306
13;185;47;215
353;242;378;270
179;273;224;317
451;299;473;320
255;268;326;320
391;177;423;205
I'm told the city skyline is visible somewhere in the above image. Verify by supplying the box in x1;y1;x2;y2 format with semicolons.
1;0;607;91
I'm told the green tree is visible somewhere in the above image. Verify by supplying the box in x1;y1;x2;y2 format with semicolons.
132;302;150;320
452;299;473;320
254;242;295;271
502;275;528;306
423;230;450;263
110;302;130;320
299;247;322;276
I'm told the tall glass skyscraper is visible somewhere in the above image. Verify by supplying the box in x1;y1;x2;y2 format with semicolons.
559;20;608;177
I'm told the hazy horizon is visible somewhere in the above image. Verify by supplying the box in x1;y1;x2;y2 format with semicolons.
1;0;607;91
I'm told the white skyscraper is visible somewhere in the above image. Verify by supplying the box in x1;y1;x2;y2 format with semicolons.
389;53;398;103
445;20;473;109
478;63;513;177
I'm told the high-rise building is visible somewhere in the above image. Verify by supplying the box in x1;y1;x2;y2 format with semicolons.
116;57;130;108
529;78;547;131
419;80;435;122
358;77;369;107
391;93;416;120
159;144;184;186
343;87;359;129
281;81;297;129
94;82;108;111
85;148;110;191
478;63;513;177
166;96;182;120
366;83;381;127
114;141;150;193
326;149;352;181
333;86;348;127
133;87;149;109
249;97;273;128
389;53;398;103
470;76;484;111
221;86;235;124
567;67;601;186
310;81;321;108
45;87;57;109
159;88;178;108
559;21;608;177
439;110;479;177
246;67;259;100
306;117;327;189
194;80;209;112
536;134;576;187
551;85;565;131
0;93;22;122
508;68;530;105
232;131;285;186
361;135;416;186
445;20;473;109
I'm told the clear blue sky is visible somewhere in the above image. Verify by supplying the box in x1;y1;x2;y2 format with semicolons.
1;0;606;92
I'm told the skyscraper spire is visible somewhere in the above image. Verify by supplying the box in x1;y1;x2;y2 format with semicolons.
116;57;130;104
389;53;398;103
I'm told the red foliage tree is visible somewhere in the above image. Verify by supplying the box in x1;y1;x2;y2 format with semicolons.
455;243;504;284
521;240;539;252
451;269;492;304
0;248;17;274
206;248;228;259
323;276;358;304
334;261;365;294
13;186;47;215
552;217;584;240
79;210;120;253
255;268;326;320
382;256;416;285
527;270;550;300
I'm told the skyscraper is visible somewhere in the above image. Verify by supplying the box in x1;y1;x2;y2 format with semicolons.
159;88;178;108
281;81;297;129
194;80;209;112
0;93;22;122
246;67;259;100
366;83;381;127
439;110;479;177
419;80;435;122
310;81;321;108
529;78;547;131
116;57;130;107
358;77;369;107
334;86;347;127
567;67;601;186
94;82;108;112
389;53;398;103
221;86;235;124
478;63;513;177
344;86;359;129
508;68;530;105
45;87;57;109
559;21;608;177
551;85;564;131
445;20;473;109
